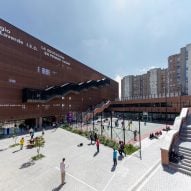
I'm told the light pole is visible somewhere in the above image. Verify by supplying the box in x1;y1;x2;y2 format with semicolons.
138;104;142;160
110;111;113;140
123;112;125;144
81;97;83;129
165;84;167;129
101;112;103;136
93;110;95;132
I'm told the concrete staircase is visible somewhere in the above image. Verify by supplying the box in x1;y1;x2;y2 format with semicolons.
169;114;191;176
170;145;191;176
83;100;111;122
180;124;191;141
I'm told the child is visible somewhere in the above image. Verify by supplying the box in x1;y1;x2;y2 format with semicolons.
20;137;24;150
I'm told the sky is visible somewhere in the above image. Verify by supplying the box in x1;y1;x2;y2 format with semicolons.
1;0;191;96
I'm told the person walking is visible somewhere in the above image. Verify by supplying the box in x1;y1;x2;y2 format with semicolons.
119;141;126;157
20;137;24;150
90;131;93;144
113;148;118;166
29;128;33;137
96;139;100;152
60;158;66;185
94;132;97;142
42;128;45;136
134;130;137;141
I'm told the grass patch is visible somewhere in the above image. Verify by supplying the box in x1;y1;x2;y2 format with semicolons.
31;154;45;161
124;144;139;155
9;143;20;148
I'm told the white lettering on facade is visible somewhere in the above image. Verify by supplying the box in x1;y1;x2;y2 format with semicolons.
0;25;24;45
41;46;71;66
0;24;71;66
0;26;10;34
26;42;38;51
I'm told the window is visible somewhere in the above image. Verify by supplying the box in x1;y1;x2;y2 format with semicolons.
8;79;16;84
37;66;50;76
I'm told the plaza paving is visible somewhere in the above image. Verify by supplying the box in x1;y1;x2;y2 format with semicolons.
0;124;190;191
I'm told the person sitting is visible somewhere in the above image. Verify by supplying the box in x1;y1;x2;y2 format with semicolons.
166;126;171;131
30;138;35;145
149;133;153;139
169;149;184;163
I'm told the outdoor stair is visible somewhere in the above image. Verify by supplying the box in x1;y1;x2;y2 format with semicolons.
169;162;191;176
180;137;191;141
169;110;191;176
180;131;191;135
180;160;191;168
180;133;191;138
176;146;191;155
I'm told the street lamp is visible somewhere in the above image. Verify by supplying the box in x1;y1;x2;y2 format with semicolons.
101;112;103;136
122;112;125;144
138;104;142;160
110;111;113;140
93;110;95;131
165;84;167;129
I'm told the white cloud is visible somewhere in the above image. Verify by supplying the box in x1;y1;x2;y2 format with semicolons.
138;66;157;74
114;75;122;99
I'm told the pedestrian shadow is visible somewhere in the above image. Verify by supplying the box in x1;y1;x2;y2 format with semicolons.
12;149;21;153
0;148;8;152
19;160;35;169
52;184;64;191
93;151;99;157
163;165;176;174
118;155;123;161
77;143;83;147
111;165;116;172
87;143;92;146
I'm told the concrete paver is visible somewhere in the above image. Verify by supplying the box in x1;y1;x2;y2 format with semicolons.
138;165;191;191
0;125;190;191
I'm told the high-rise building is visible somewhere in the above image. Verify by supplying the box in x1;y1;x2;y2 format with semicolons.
121;75;133;99
149;68;160;97
186;44;191;95
168;54;181;96
121;43;191;100
168;43;191;96
132;75;142;99
158;68;168;97
142;72;150;98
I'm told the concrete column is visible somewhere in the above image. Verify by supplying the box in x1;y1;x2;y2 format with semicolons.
36;117;42;129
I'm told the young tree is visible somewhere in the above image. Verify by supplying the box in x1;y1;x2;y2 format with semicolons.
35;136;45;156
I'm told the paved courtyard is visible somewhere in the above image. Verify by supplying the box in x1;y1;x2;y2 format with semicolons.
0;126;190;191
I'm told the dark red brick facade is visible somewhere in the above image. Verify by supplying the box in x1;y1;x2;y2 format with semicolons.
0;19;118;121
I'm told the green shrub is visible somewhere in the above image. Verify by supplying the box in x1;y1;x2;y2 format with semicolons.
84;131;89;137
124;144;139;155
113;143;119;150
99;136;106;144
107;140;116;148
104;139;110;146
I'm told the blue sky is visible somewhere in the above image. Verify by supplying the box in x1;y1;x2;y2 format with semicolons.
1;0;191;85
